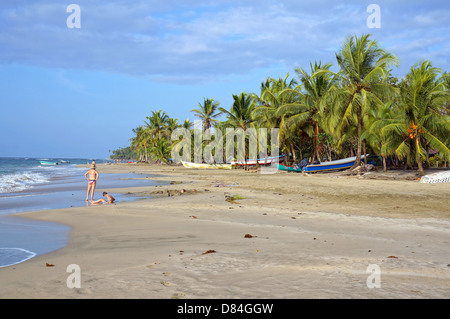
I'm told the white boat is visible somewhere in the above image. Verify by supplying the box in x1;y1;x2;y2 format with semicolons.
419;171;450;183
231;155;284;166
40;160;59;166
181;161;233;169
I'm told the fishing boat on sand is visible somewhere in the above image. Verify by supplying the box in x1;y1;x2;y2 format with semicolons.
277;155;367;173
419;171;450;183
231;155;285;166
181;161;233;169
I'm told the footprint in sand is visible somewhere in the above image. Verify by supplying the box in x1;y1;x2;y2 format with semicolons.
161;281;171;287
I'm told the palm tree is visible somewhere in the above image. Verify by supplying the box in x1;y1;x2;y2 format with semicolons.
363;101;399;171
251;74;299;160
324;34;399;167
182;118;194;132
191;98;222;132
381;61;450;176
166;117;180;138
219;92;255;131
145;110;169;146
276;61;336;162
218;92;257;165
150;138;171;164
129;125;150;162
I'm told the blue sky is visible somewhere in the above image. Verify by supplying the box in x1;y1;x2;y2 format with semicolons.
0;0;449;159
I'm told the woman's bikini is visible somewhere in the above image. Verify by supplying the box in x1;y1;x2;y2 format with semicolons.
88;169;97;185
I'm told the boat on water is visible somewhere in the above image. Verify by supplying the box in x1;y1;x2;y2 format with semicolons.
231;155;285;166
277;155;367;173
419;171;450;183
59;160;70;164
40;160;59;166
181;161;233;169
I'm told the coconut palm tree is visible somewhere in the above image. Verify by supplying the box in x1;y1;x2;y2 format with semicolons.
129;125;150;162
381;61;450;176
363;101;400;171
191;98;222;132
150;138;171;164
219;92;255;131
275;61;336;162
324;34;399;167
251;74;299;160
182;118;194;132
166;117;180;138
218;92;257;165
145;110;169;146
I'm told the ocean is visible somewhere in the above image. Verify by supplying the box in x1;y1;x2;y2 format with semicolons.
0;157;165;268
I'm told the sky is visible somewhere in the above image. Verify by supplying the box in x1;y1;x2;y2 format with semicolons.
0;0;449;159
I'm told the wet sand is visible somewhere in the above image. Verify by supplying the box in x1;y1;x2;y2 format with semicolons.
0;164;449;299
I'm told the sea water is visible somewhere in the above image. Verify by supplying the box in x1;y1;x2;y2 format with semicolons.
0;216;71;268
0;157;165;267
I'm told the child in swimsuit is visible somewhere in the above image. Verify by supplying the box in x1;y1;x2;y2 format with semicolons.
84;164;99;201
91;192;115;205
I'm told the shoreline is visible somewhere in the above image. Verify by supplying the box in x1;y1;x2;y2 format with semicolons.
0;164;449;298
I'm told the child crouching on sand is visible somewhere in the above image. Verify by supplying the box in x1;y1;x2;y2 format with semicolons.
91;192;115;205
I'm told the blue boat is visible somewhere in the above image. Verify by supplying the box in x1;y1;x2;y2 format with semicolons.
278;155;367;173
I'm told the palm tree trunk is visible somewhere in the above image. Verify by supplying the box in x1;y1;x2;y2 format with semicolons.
417;157;424;176
415;137;425;176
354;112;362;167
314;123;320;162
382;156;387;172
362;140;366;166
145;144;148;162
290;141;297;162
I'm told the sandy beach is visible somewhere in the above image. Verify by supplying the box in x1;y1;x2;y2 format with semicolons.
0;163;449;299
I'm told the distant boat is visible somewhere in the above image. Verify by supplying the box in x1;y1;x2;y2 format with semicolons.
277;155;367;173
59;160;70;164
231;155;285;166
181;161;233;169
40;160;59;166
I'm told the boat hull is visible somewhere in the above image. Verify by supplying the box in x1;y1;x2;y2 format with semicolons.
231;155;284;166
181;161;233;169
40;161;58;166
278;155;366;173
277;164;300;172
419;171;450;183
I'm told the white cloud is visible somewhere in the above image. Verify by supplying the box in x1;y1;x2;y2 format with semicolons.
0;0;448;83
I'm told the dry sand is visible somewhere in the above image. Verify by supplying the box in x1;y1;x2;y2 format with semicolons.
0;163;449;299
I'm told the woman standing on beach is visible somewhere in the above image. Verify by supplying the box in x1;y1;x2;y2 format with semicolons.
84;163;99;201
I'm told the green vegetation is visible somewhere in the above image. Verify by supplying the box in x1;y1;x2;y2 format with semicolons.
114;34;449;175
109;146;136;160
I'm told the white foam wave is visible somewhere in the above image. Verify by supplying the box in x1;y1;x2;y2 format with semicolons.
0;248;37;268
0;171;50;194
